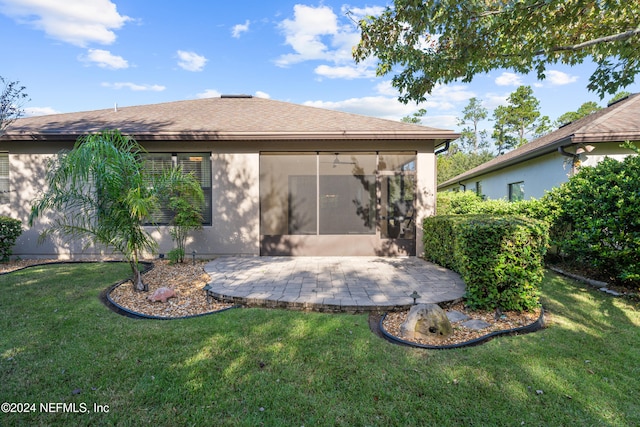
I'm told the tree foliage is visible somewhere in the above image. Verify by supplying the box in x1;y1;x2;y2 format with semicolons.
400;107;427;124
0;76;29;136
491;86;550;152
554;101;602;127
354;1;640;103
457;97;488;154
28;130;201;291
437;147;494;184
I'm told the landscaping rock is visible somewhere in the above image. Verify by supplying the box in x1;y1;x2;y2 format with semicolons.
400;303;452;340
446;310;470;323
147;287;177;303
461;319;492;330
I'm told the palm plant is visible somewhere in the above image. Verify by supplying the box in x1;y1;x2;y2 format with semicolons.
29;130;178;291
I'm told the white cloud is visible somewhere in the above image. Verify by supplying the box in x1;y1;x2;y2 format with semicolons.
275;4;374;79
0;0;131;47
304;96;418;122
24;106;61;116
314;64;375;79
231;20;250;38
196;89;221;99
495;72;523;86
546;70;579;86
341;5;385;21
483;92;509;110
80;48;128;69
102;82;165;91
375;81;398;96
276;4;338;66
254;91;270;99
177;50;207;72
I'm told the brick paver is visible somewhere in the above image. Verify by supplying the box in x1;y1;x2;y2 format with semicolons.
204;257;466;313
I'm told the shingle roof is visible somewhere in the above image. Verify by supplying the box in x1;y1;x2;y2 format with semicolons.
2;96;458;142
439;93;640;188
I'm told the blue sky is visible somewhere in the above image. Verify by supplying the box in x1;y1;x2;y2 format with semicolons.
1;0;638;137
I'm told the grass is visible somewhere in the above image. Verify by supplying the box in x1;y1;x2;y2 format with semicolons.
1;262;639;426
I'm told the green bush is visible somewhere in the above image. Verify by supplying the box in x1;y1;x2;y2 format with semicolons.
542;147;640;284
0;216;22;262
437;190;547;218
424;215;548;312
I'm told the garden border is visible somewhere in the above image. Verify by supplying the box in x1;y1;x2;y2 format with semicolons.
375;308;545;349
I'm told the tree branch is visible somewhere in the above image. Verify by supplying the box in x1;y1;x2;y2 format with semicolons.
536;27;640;55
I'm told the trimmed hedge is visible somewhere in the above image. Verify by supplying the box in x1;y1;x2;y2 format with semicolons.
0;216;22;262
424;215;548;312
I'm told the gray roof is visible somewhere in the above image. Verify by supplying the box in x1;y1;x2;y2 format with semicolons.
439;93;640;189
2;96;458;142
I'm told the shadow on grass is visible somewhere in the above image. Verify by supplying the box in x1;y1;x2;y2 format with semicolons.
1;265;639;425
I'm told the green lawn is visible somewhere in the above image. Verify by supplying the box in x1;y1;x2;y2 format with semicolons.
1;262;639;426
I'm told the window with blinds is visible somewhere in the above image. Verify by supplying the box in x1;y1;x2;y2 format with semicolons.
142;153;211;226
0;153;8;205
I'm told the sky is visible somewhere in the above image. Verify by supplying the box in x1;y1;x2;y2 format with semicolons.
1;0;638;138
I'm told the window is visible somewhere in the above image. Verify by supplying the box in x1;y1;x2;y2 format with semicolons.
0;153;8;205
473;181;482;196
508;181;524;202
260;152;416;238
142;153;212;225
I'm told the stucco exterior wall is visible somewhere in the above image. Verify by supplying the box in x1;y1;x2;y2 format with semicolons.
440;142;638;201
415;148;436;256
2;139;439;259
468;153;570;200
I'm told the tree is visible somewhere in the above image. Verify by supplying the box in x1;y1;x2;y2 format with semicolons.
29;130;202;291
505;86;542;146
0;76;29;136
492;105;517;154
157;168;204;264
401;108;427;124
437;148;494;184
354;1;640;103
609;90;632;104
457;97;488;154
554;101;602;128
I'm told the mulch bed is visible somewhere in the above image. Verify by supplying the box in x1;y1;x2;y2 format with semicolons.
107;260;234;318
381;302;543;347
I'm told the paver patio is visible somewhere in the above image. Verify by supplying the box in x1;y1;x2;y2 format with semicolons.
204;256;466;313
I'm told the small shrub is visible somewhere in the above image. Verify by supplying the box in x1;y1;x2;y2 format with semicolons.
424;215;548;312
0;216;22;262
167;248;184;265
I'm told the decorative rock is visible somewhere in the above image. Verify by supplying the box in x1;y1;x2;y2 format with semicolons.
446;310;470;323
461;319;492;330
147;287;177;303
400;303;452;340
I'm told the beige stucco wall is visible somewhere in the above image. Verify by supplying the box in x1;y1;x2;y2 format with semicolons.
2;138;438;259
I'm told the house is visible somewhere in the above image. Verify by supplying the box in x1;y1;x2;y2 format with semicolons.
439;93;640;200
0;96;458;258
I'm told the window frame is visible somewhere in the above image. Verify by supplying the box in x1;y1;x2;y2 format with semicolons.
508;181;525;202
141;152;212;226
0;152;9;205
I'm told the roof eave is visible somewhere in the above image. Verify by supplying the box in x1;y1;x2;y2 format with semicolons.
2;130;460;142
438;137;573;189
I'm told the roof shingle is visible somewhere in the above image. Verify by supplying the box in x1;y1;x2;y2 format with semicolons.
2;96;458;141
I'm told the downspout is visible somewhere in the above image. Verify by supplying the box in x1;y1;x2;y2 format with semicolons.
558;145;578;175
434;140;450;155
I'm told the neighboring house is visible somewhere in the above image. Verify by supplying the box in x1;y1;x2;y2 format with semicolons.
439;93;640;200
0;95;458;258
